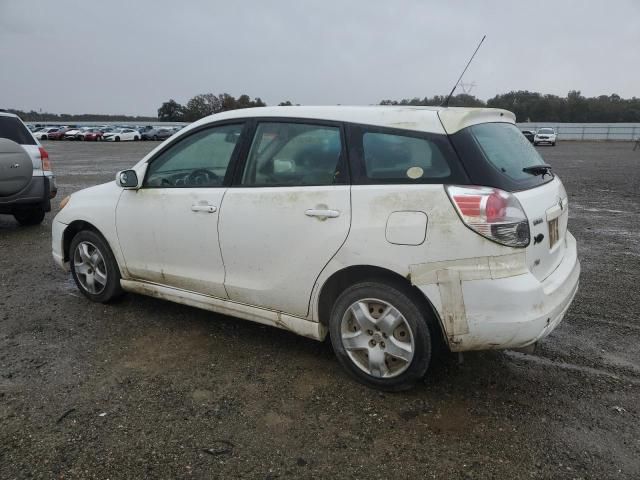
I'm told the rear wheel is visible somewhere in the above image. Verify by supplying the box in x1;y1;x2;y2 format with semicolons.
70;230;123;303
13;207;45;226
329;281;432;391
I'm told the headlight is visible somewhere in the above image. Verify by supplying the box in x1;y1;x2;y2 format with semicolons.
60;195;71;210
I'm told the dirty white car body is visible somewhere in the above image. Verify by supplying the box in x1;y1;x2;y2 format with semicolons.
52;106;580;390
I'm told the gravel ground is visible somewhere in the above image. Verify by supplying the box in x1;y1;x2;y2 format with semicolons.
1;140;639;479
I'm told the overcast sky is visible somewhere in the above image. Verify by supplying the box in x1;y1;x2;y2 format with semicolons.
1;0;638;116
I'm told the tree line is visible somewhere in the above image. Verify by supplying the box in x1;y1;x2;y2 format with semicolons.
380;91;640;123
157;94;296;122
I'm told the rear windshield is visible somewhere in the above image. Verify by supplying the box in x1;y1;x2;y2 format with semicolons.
0;116;37;145
450;122;552;191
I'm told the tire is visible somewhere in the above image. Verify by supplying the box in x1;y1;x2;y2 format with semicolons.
115;136;120;142
69;230;124;303
329;280;432;391
13;207;45;226
552;142;556;146
153;135;158;141
134;136;139;141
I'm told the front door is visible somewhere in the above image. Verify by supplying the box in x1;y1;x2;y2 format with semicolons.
116;123;245;298
219;120;351;317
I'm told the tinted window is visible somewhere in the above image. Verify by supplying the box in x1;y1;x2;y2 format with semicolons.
469;123;546;182
362;132;451;180
145;124;243;188
449;122;552;191
348;125;466;185
0;116;36;145
241;122;344;186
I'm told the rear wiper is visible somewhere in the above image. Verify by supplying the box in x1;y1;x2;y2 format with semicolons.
522;164;553;177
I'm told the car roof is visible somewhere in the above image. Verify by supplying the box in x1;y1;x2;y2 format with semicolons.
188;105;515;135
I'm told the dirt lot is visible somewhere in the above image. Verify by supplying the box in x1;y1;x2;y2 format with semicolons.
1;140;639;479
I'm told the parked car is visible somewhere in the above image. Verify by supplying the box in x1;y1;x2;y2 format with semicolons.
48;127;73;140
103;128;140;142
534;127;557;146
52;106;580;390
155;128;174;140
139;126;159;140
0;112;57;225
521;130;535;143
83;128;104;141
64;127;92;140
35;127;61;140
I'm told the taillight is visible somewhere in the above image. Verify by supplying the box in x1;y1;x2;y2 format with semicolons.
39;147;52;171
446;185;530;247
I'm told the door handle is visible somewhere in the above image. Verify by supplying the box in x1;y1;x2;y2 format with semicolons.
305;208;340;220
191;203;217;213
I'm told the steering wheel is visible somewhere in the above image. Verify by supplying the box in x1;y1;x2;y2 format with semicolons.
186;168;218;186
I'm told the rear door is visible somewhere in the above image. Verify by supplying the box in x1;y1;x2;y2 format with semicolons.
218;119;351;317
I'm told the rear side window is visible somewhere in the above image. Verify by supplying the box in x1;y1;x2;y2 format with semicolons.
0;116;36;145
241;122;345;186
348;125;467;185
450;122;552;191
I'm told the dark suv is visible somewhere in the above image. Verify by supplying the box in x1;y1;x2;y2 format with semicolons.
0;112;57;225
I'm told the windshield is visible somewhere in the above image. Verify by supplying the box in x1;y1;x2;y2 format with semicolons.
538;128;554;134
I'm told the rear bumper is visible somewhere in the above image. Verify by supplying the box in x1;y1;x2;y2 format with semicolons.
0;175;56;214
417;232;580;352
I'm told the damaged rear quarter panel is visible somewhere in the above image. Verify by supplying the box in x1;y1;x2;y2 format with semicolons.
312;185;517;343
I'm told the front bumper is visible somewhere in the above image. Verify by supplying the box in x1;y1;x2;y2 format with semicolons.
52;219;69;270
418;232;580;352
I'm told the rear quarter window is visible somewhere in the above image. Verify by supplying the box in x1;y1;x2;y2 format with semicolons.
0;116;37;145
348;125;467;185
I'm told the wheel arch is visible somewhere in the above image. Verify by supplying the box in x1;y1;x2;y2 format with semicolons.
62;220;109;262
316;264;448;349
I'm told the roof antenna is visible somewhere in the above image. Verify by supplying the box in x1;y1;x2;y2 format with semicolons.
442;35;486;107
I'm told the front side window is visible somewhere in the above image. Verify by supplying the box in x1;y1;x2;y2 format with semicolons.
241;122;344;186
145;123;243;187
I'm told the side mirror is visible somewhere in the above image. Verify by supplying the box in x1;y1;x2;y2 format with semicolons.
116;169;139;189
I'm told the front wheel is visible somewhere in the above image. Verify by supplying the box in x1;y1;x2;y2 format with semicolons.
552;142;556;146
70;230;124;303
13;207;45;226
329;281;432;391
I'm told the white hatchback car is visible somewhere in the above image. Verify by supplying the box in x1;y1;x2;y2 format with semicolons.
52;106;580;390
